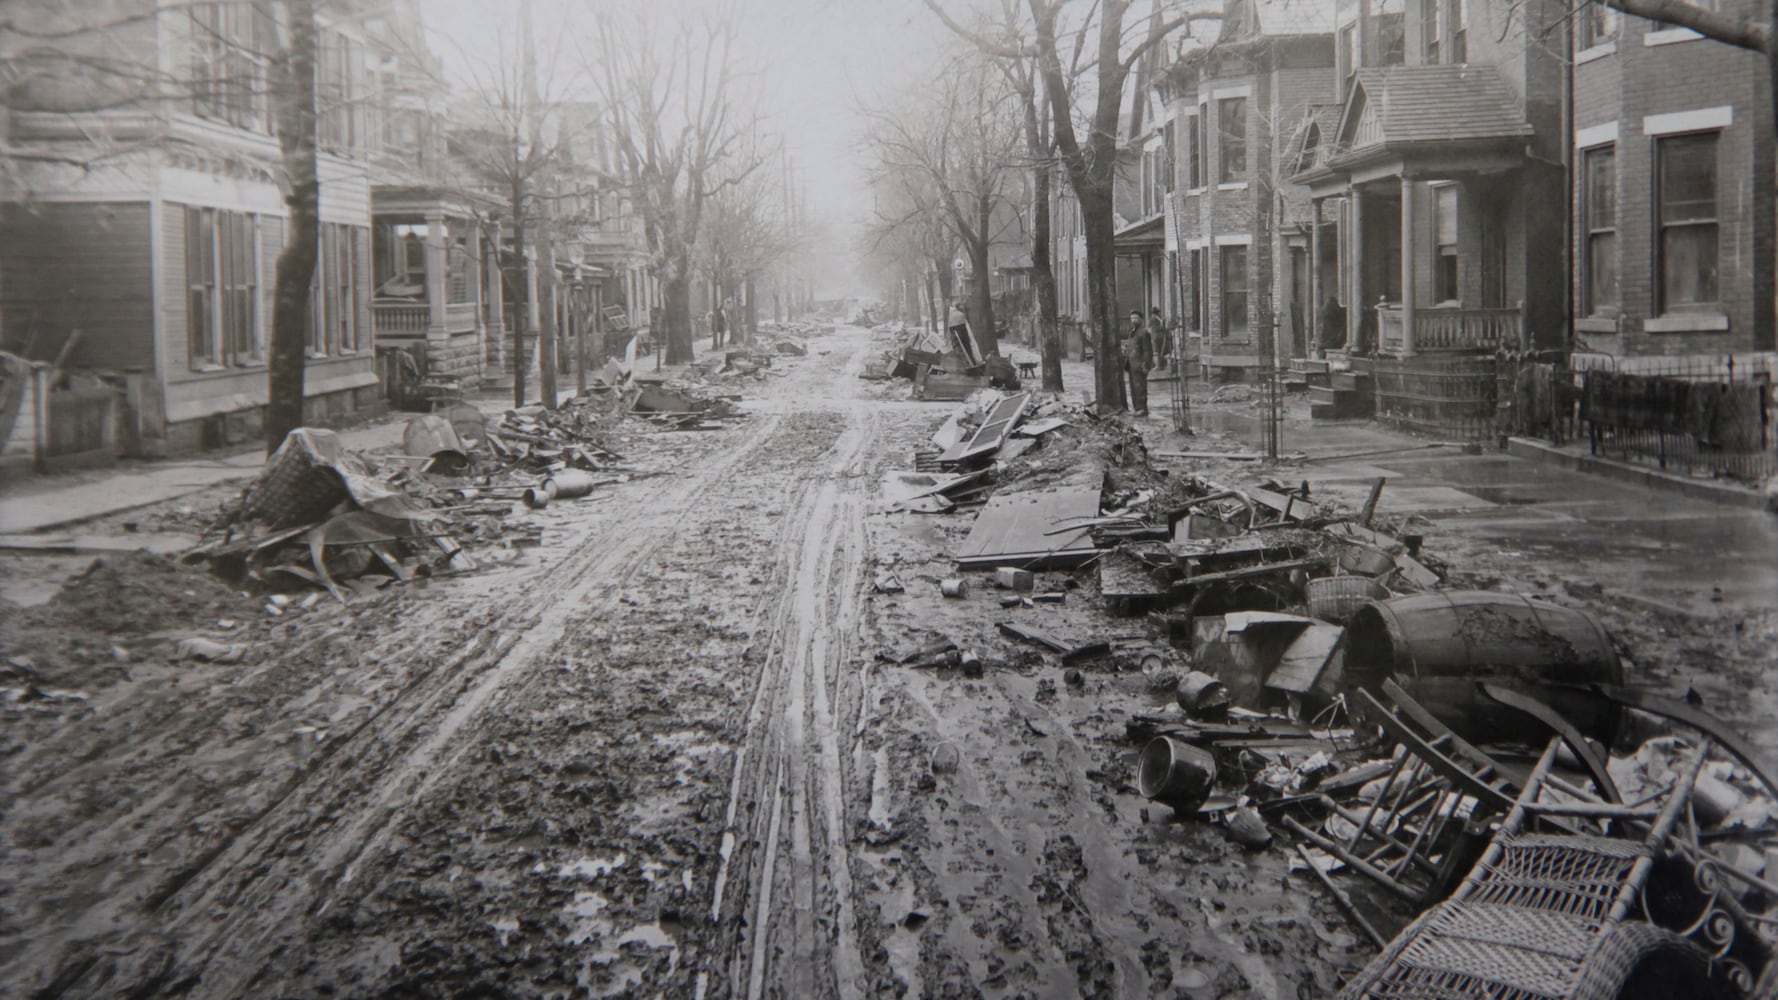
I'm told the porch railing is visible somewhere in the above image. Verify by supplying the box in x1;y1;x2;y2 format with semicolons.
374;301;481;337
1376;305;1523;354
373;301;429;335
1417;307;1523;351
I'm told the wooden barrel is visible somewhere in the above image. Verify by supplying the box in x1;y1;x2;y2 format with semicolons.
1344;591;1623;744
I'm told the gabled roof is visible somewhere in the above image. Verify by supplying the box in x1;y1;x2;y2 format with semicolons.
1281;103;1343;176
1339;65;1531;148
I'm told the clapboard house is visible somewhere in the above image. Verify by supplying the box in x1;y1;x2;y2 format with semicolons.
1;1;388;457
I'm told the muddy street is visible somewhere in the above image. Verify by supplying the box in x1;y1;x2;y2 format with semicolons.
3;325;1357;999
7;322;1776;999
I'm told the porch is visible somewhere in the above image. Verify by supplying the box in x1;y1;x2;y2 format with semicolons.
371;186;504;392
1294;65;1543;364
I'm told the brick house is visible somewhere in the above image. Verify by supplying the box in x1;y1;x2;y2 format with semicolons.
1;2;397;456
1157;0;1340;379
1569;0;1775;358
1282;0;1569;434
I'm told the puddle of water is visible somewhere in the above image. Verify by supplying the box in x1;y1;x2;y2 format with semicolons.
562;890;611;945
557;854;626;879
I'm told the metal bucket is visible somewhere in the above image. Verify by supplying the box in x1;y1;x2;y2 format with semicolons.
1344;591;1624;744
543;469;599;500
1138;736;1217;805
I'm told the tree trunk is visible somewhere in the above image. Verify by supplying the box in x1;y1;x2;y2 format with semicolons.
510;203;529;408
265;0;320;455
662;264;694;365
538;237;558;408
1032;163;1062;391
926;268;940;333
1081;183;1124;410
744;275;758;341
968;194;999;358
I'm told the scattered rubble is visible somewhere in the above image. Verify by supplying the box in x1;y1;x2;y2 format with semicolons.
870;378;1778;996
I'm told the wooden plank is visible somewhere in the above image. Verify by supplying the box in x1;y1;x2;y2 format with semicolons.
943;392;1031;462
996;621;1070;653
1266;623;1345;694
1358;689;1517;816
954;487;1099;569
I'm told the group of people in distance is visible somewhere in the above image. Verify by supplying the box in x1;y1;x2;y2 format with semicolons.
948;300;1177;417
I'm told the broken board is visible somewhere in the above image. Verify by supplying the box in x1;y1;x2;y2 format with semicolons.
1265;622;1345;695
954;486;1100;569
941;392;1031;463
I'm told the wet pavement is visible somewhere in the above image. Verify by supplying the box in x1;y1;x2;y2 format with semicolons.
1183;403;1778;610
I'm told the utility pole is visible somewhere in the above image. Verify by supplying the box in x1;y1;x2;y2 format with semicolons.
522;0;559;407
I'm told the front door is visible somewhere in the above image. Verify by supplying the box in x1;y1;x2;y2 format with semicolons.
1287;246;1309;359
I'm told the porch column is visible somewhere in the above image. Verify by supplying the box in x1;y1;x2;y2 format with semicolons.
1309;198;1322;359
1348;192;1363;351
424;211;447;336
1399;174;1416;357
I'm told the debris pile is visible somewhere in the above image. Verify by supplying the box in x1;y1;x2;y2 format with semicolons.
874;392;1778;994
860;325;1021;398
2;550;251;696
189;364;740;601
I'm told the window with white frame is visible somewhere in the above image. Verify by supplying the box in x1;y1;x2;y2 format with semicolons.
1218;98;1247;183
1577;2;1619;50
189;3;268;130
1422;0;1443;63
1221;245;1249;338
186;206;261;370
1582;146;1617;315
317;30;364;154
311;223;365;355
1339;24;1358;99
1655;133;1718;312
1450;0;1468;61
1434;184;1459;303
1187;111;1203;188
1163;121;1177;194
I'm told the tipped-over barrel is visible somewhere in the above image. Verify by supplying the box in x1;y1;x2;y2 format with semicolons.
1344;592;1624;745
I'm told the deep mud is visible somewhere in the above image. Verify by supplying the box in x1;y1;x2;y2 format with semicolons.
3;324;1770;999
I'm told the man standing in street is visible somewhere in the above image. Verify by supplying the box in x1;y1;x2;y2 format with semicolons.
1124;309;1152;415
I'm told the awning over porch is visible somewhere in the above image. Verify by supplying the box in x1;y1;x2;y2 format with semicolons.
1293;65;1532;191
1113;214;1164;255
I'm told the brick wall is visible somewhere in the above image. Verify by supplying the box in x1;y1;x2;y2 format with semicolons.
1570;12;1774;356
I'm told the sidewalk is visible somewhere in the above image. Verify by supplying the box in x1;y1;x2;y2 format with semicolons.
0;334;754;536
1505;435;1773;513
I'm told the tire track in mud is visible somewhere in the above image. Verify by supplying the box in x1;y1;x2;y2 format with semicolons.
53;408;794;999
716;403;877;1000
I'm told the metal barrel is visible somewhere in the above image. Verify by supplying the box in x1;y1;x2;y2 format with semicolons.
1344;591;1624;744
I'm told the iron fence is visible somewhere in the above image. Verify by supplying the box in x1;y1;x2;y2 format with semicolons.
1543;354;1775;484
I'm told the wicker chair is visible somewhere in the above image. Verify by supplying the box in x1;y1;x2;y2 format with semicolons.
1339;737;1728;1000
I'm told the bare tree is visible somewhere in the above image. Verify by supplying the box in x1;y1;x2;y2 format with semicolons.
582;5;761;366
865;47;1025;359
929;0;1215;409
698;139;801;346
862;168;960;334
437;0;587;408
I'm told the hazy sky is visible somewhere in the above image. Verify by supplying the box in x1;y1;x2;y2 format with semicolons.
423;0;953;230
